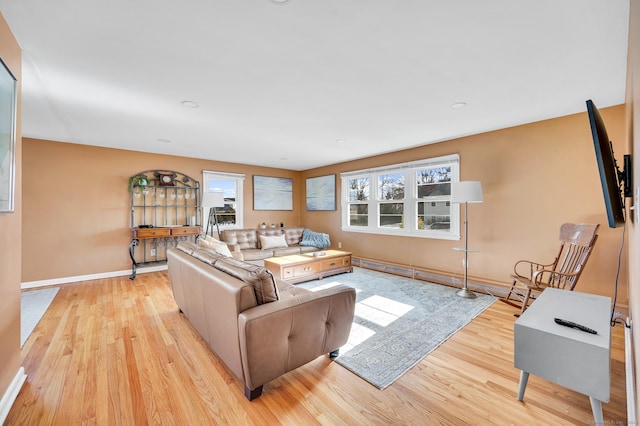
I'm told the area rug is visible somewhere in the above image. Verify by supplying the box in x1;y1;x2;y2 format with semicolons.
21;287;59;347
298;267;497;389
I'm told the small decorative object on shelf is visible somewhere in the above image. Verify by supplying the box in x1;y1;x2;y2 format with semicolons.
128;175;149;190
271;223;276;228
280;222;284;228
128;169;201;279
260;222;267;229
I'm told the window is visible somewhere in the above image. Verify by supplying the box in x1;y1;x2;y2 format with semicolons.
202;171;245;230
341;154;460;239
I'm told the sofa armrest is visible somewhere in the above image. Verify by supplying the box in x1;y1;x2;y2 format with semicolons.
237;285;356;391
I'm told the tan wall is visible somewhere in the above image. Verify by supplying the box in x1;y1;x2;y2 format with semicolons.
24;104;628;303
22;140;303;282
0;12;22;403
302;105;628;300
627;0;640;417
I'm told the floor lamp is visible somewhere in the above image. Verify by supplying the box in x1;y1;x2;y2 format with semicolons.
451;181;484;298
203;192;225;239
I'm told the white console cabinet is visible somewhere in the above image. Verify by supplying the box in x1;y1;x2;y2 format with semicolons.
514;288;611;424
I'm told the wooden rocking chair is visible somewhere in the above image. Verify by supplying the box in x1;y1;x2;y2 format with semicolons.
505;223;599;315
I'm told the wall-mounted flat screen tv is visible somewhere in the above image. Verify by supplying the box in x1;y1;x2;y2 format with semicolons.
586;99;631;228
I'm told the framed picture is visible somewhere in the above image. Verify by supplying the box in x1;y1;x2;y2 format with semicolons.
306;174;336;211
0;57;17;213
253;175;293;210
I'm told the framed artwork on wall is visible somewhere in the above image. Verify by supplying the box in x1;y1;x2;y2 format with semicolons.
253;175;293;210
0;57;17;213
306;174;336;211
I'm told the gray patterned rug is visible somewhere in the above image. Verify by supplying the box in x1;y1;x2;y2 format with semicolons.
298;267;497;389
21;287;59;347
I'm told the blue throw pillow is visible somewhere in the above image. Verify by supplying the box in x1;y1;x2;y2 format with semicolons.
300;229;331;249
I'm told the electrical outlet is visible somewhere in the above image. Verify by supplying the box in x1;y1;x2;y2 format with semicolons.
338;242;342;249
150;248;157;256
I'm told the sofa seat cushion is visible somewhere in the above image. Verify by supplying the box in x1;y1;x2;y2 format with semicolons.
276;280;311;300
214;257;279;305
242;249;276;261
273;246;301;256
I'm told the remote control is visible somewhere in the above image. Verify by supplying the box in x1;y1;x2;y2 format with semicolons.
554;318;598;334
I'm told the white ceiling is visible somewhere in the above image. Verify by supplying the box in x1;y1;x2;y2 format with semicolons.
0;0;631;171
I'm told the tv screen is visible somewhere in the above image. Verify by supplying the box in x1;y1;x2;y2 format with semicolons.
586;99;625;228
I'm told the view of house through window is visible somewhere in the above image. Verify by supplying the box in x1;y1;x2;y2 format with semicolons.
202;171;244;231
341;154;459;239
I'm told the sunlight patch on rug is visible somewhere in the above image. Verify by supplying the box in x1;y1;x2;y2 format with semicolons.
299;267;496;389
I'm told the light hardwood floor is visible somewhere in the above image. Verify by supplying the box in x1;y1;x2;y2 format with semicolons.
7;270;627;425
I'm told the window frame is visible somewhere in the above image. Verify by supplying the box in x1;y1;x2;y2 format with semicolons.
340;154;460;240
202;170;245;230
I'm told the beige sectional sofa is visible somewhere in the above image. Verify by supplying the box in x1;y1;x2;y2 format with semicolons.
220;226;326;263
167;241;356;400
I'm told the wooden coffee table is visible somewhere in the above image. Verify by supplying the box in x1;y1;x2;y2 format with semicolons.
264;250;353;284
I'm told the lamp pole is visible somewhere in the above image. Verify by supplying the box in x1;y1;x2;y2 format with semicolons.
457;201;476;298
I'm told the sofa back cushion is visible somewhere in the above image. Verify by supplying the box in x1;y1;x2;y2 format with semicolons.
214;257;279;305
283;226;305;246
176;240;199;255
191;248;225;265
221;229;258;250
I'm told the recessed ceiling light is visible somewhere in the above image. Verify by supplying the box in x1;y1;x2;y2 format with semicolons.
336;139;346;143
270;0;291;4
450;102;467;109
181;100;199;108
280;157;288;161
157;138;171;143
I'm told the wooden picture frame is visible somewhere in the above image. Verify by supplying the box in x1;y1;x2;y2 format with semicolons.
253;175;293;210
306;174;336;211
0;57;17;213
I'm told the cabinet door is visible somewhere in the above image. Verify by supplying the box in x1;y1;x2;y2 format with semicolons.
293;262;321;277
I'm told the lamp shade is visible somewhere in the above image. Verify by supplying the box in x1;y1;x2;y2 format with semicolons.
450;181;483;204
203;191;225;207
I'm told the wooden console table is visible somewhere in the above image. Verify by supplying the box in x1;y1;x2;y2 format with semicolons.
264;250;352;284
129;226;200;279
514;288;611;424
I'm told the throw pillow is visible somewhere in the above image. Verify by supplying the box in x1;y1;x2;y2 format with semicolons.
198;236;232;257
300;228;331;249
259;234;288;250
214;258;279;305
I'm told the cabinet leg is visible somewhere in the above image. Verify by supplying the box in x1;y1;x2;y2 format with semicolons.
589;397;604;425
517;370;529;401
129;239;139;280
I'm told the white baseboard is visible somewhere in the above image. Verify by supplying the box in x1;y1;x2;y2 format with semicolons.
21;265;168;289
0;367;27;424
626;319;636;423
